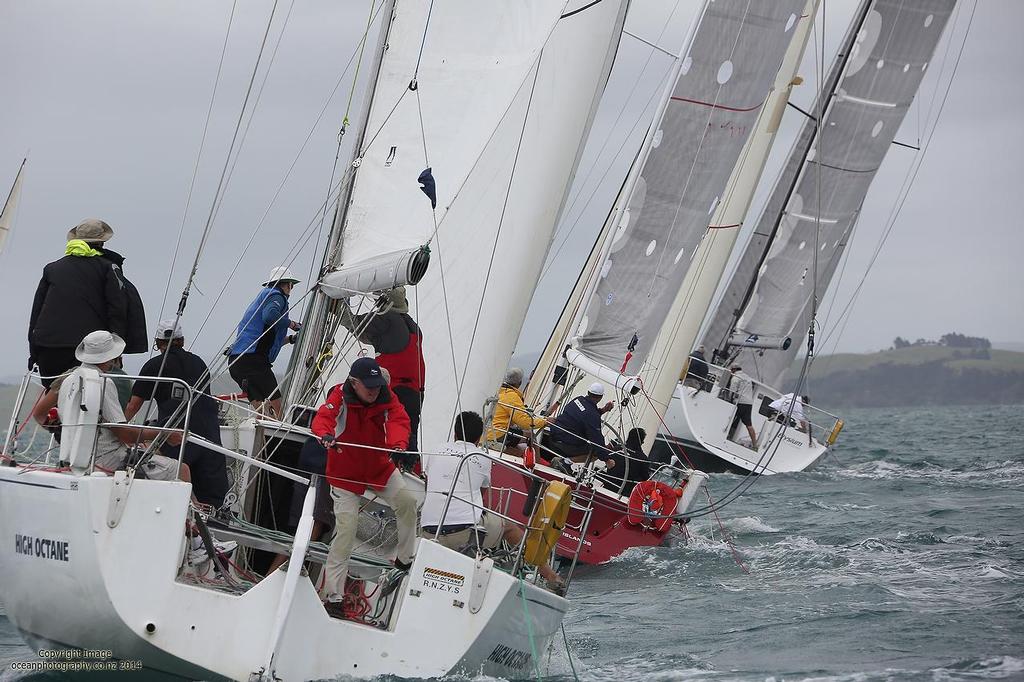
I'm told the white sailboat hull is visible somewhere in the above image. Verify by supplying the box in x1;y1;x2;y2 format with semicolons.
654;384;828;475
0;468;565;680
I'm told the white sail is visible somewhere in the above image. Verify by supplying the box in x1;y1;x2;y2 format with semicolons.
703;0;957;389
0;159;26;256
636;0;821;440
322;0;630;450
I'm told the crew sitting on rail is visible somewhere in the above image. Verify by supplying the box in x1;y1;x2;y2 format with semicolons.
545;382;614;463
421;411;565;594
124;319;229;509
484;367;556;452
227;266;302;419
313;357;417;619
339;286;424;467
56;331;187;482
600;427;650;496
767;393;812;446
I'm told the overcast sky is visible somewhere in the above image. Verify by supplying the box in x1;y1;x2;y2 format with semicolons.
1;0;1019;383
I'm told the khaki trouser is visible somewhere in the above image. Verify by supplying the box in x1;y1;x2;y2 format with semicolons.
324;470;418;601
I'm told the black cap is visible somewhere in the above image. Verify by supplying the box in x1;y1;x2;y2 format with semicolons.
350;357;387;388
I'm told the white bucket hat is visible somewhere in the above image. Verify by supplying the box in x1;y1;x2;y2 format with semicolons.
155;318;185;340
587;382;605;397
262;266;301;287
75;330;126;364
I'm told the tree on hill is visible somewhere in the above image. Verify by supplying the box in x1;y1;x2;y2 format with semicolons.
940;332;991;350
893;337;911;349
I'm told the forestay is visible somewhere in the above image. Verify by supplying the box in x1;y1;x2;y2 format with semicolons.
0;159;26;256
571;1;808;377
704;0;956;388
322;0;628;449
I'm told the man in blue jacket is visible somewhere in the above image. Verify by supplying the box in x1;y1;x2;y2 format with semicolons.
228;266;301;417
546;382;613;462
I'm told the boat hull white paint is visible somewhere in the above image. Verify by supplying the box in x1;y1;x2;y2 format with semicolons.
0;468;565;680
655;384;828;474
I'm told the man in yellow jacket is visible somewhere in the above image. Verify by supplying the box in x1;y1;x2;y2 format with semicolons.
485;368;554;450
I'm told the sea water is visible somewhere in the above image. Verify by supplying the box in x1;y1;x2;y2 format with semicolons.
1;404;1021;681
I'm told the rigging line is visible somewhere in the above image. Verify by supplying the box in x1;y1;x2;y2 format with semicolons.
543;0;686;251
181;0;280;308
203;0;297;254
644;0;755;300
452;62;542;410
186;0;389;344
412;0;435;79
817;0;976;353
158;0;238;322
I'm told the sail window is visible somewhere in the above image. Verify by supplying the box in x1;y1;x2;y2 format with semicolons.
798;241;806;250
653;129;664;148
871;121;884;137
785;13;797;33
673;247;686;265
924;14;934;27
717;60;734;85
681;56;693;75
645;240;658;256
601;260;613;279
708;195;719;215
876;59;885;70
903;63;911;73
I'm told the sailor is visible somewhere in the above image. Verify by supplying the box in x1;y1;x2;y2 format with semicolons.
339;286;425;460
727;365;758;450
546;382;613;462
683;344;710;391
29;219;147;388
227;266;302;418
601;427;650;495
125;319;230;508
313;357;417;617
484;367;553;451
421;411;565;593
57;330;186;481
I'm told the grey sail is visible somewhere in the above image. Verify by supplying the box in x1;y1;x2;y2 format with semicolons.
703;0;956;388
573;1;807;375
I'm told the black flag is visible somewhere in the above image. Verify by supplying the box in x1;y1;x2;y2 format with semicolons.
418;167;436;209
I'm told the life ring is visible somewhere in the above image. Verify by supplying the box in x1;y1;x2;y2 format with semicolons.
627;480;681;532
523;480;572;566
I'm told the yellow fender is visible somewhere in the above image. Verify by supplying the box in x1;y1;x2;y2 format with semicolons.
523;480;572;567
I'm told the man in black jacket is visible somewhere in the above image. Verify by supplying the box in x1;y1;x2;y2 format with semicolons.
28;219;147;387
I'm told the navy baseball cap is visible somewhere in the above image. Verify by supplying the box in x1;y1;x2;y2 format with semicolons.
350;357;388;388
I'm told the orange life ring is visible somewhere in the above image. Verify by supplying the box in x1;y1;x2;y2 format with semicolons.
627;480;681;532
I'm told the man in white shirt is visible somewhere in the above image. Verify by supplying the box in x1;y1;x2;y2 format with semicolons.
421;411;564;592
57;330;185;480
727;365;758;450
768;392;812;445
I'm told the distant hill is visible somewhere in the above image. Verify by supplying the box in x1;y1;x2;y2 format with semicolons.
786;347;1024;407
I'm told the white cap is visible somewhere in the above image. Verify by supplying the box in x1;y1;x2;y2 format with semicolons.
75;330;126;364
262;266;301;287
155;318;184;340
587;382;605;396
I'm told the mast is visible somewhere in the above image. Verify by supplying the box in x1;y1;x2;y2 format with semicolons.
0;158;27;256
703;0;873;365
636;0;822;443
282;0;396;410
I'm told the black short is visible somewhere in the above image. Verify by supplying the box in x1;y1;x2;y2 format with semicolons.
735;403;753;427
228;354;280;402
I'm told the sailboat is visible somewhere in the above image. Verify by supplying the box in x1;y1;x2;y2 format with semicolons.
0;2;629;680
655;0;958;475
0;158;26;256
491;0;819;564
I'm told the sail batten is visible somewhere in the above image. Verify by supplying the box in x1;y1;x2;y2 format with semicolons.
703;0;958;388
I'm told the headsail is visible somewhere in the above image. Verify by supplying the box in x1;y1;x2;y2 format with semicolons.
319;0;629;450
0;159;26;256
703;0;957;389
565;1;809;386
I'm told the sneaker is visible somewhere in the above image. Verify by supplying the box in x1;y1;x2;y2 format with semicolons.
188;539;237;566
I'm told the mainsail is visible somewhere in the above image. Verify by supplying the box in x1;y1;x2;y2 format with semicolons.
0;159;26;256
703;0;957;389
317;0;629;449
564;1;809;387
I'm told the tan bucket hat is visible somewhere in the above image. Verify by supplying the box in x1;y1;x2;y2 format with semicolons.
75;330;126;364
67;219;114;243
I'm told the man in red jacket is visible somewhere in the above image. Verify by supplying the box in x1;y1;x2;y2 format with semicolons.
313;357;418;613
